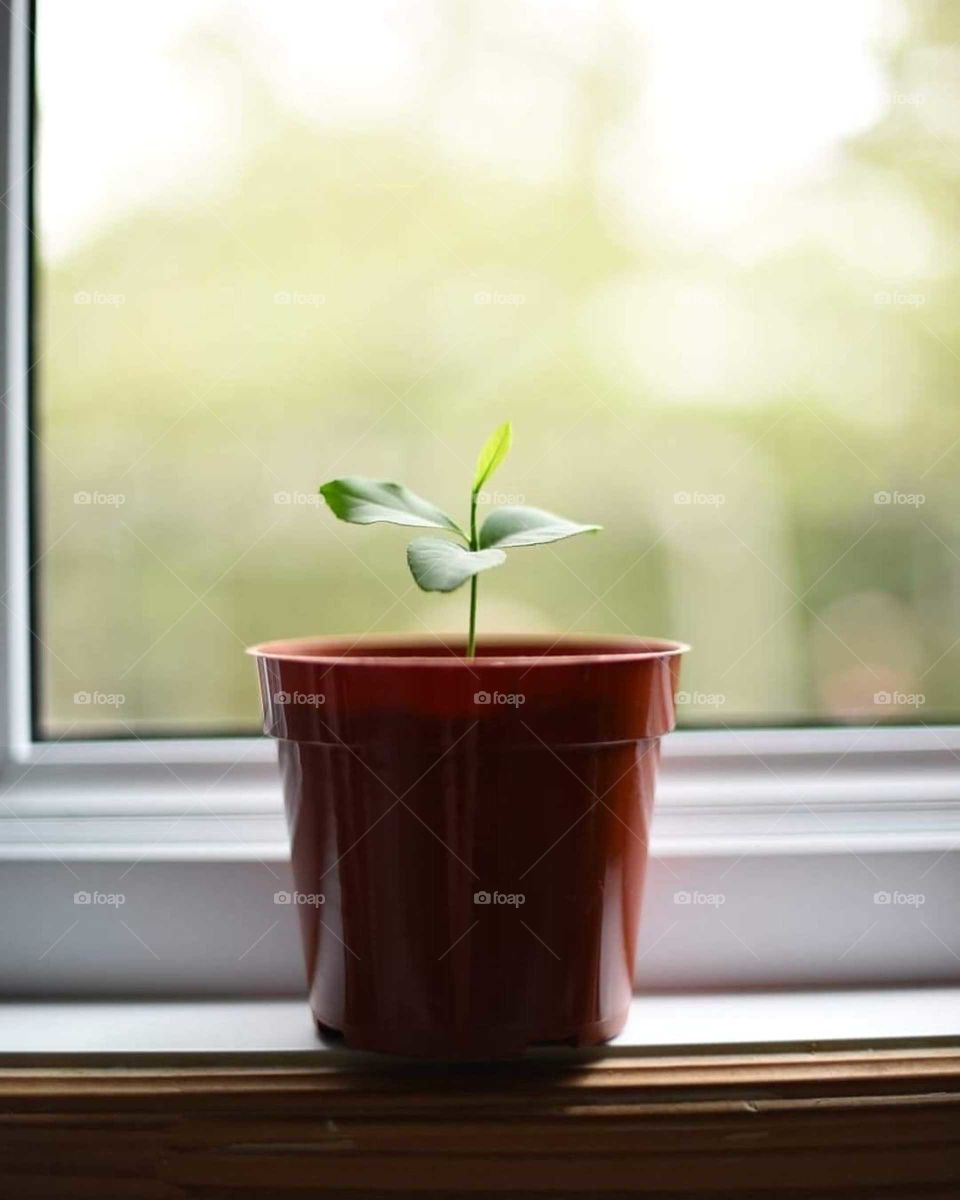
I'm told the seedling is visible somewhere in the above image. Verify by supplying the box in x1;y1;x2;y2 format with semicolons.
318;423;601;657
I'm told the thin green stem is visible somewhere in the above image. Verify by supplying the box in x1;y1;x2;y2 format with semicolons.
467;489;479;658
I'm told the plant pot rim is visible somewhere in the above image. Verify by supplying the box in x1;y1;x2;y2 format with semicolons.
247;633;690;668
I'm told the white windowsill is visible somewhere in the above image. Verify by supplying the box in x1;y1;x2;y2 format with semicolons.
1;987;956;1059
3;726;960;860
1;732;958;996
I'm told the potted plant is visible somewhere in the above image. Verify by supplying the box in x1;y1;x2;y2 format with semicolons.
249;424;687;1058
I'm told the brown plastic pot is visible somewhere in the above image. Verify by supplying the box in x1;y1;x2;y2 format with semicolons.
248;634;687;1059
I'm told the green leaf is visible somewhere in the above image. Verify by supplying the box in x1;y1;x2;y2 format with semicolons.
406;537;506;593
472;422;512;495
479;505;602;550
319;477;464;537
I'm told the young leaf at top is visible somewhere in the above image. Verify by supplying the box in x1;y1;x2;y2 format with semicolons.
479;505;602;550
472;421;512;495
319;477;465;537
407;537;506;593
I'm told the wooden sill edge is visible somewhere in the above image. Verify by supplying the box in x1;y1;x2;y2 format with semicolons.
1;1047;958;1196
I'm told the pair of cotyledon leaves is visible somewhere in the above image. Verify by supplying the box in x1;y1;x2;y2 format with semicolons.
318;423;601;592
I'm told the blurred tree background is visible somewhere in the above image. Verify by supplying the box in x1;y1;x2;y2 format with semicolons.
34;0;960;735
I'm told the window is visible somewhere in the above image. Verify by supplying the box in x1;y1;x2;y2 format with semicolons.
2;0;957;997
32;0;960;738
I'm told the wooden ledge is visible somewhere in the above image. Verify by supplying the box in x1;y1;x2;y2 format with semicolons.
1;1045;959;1197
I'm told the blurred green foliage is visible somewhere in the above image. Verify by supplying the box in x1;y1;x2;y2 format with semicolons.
36;0;960;735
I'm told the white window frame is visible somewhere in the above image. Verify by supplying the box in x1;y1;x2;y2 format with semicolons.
2;0;958;998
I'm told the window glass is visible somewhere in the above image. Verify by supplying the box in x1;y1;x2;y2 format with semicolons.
35;0;960;736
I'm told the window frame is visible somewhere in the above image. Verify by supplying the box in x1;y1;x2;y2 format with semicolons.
2;0;959;997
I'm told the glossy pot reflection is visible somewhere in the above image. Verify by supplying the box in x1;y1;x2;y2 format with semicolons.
249;635;687;1059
